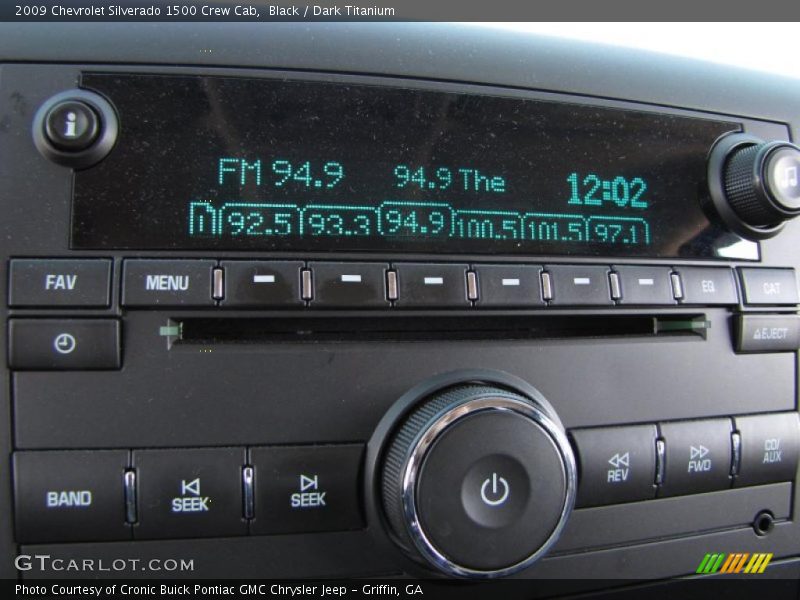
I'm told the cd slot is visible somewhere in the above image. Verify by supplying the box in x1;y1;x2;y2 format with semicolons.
171;314;709;345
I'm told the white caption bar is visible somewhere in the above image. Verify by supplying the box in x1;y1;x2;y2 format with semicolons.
253;275;275;283
424;277;444;285
341;274;362;283
501;278;521;286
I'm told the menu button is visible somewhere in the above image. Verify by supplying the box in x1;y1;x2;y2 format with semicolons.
122;259;215;307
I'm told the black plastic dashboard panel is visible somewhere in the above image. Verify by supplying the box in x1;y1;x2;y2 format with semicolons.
0;24;799;585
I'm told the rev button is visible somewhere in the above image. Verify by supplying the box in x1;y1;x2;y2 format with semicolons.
122;259;215;307
570;425;657;507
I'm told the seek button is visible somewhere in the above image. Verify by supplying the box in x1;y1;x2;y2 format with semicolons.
250;444;364;534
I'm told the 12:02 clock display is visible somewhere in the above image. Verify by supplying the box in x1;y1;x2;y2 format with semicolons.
72;73;749;259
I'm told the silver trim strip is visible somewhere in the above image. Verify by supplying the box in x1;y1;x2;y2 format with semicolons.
387;271;398;301
243;466;255;520
609;272;622;300
124;470;137;524
670;272;684;300
541;271;553;301
655;439;666;485
466;271;478;301
212;267;224;300
400;396;577;579
731;431;742;477
301;269;313;301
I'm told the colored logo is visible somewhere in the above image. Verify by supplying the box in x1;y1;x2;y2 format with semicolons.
696;552;773;574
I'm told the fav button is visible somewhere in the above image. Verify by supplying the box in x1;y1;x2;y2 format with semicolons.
8;259;112;307
249;444;364;534
122;259;215;307
13;450;130;543
8;318;121;370
570;425;657;507
658;419;733;497
133;448;247;539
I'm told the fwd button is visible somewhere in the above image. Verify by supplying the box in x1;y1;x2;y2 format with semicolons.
658;419;733;497
250;444;364;534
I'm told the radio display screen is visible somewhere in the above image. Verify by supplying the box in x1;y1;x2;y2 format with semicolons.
72;73;755;259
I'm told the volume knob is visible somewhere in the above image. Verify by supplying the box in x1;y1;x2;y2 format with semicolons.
707;134;800;239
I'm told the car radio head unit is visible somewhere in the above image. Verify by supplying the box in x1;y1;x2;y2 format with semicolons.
68;73;756;259
2;50;799;584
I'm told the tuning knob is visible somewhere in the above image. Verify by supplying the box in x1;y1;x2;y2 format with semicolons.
378;379;576;578
707;134;800;239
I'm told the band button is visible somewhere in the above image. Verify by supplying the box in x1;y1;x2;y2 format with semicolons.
13;450;130;543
